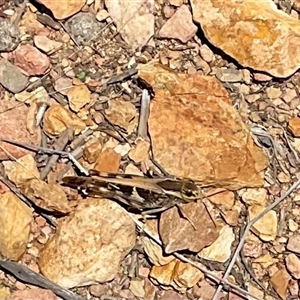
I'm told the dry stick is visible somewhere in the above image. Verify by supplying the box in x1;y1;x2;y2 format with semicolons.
130;215;261;300
68;128;93;151
212;177;300;300
55;132;96;182
12;0;28;26
137;89;150;140
0;137;88;176
0;260;84;300
40;128;74;180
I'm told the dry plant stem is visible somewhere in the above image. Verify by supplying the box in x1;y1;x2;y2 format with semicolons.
40;128;74;180
130;215;260;300
13;0;28;26
0;260;84;300
35;102;49;126
68;128;93;150
56;147;84;181
212;177;300;300
138;89;150;140
59;21;81;48
104;68;138;85
0;137;88;176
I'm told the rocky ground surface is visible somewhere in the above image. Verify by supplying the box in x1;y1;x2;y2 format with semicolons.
1;0;300;300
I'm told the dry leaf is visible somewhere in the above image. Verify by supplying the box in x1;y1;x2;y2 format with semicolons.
21;178;76;214
0;192;32;260
2;154;40;187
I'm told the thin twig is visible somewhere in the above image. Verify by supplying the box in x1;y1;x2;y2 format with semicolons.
13;0;28;26
40;128;74;180
0;260;84;300
137;89;150;140
0;137;88;176
212;177;300;300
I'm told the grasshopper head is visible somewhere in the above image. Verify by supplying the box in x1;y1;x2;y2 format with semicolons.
181;180;202;201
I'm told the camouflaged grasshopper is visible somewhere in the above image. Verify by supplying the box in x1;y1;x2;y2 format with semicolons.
62;170;202;213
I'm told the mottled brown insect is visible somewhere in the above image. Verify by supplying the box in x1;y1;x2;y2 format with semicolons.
62;170;202;212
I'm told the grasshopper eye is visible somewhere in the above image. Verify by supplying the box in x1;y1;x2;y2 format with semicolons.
181;181;201;201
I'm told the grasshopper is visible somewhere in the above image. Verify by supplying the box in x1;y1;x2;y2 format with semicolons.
61;170;202;213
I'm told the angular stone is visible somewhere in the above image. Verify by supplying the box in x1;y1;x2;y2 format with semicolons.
35;0;85;20
248;205;277;241
287;234;300;254
270;268;291;300
191;0;300;77
43;104;86;136
150;259;203;292
105;97;138;134
138;62;268;189
0;59;28;93
159;201;218;254
288;117;300;137
0;18;19;51
215;68;242;83
13;45;50;76
33;35;63;55
159;5;197;43
0;95;41;160
0;192;32;260
94;148;121;173
285;253;300;279
199;224;235;262
105;0;155;49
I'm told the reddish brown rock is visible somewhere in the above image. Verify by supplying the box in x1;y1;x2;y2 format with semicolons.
0;95;41;160
35;0;85;20
138;62;268;189
14;45;50;76
94;148;121;173
191;0;300;78
270;268;291;299
159;201;218;254
83;139;103;164
9;289;60;300
159;5;197;43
